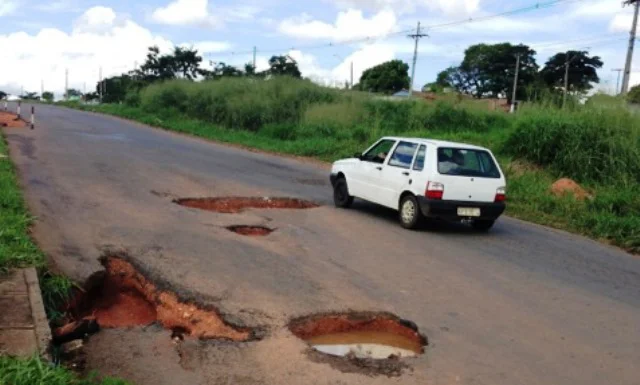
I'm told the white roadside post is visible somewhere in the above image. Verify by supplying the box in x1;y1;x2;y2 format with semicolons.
3;100;6;111
30;106;35;130
17;101;21;118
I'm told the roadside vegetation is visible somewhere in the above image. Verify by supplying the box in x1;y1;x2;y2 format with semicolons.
61;76;640;253
0;356;129;385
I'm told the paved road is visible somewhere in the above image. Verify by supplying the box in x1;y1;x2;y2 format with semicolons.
3;103;639;385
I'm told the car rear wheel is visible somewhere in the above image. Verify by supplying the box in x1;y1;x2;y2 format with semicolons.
472;219;495;232
399;195;422;229
333;178;354;208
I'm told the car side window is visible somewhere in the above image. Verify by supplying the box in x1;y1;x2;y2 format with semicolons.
362;140;396;164
413;145;426;171
388;141;419;169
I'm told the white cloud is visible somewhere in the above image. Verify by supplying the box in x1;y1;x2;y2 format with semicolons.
328;0;479;15
0;6;175;96
278;9;397;41
151;0;218;27
0;0;17;16
610;13;632;33
571;0;624;18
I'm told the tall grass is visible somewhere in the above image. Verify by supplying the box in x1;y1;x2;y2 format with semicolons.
506;105;640;185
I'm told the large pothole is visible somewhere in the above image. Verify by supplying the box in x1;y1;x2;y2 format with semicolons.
58;256;253;342
174;197;319;214
289;312;427;360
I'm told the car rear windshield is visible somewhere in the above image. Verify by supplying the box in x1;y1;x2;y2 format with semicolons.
437;147;501;178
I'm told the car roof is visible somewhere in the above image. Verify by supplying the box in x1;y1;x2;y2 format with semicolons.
381;136;488;151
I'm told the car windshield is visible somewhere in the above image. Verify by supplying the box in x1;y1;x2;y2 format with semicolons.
437;147;501;178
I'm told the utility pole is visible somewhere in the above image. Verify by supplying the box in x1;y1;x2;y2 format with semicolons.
99;66;103;103
350;61;354;89
612;68;623;94
40;79;44;97
65;68;69;100
510;54;521;113
622;0;640;94
253;46;257;70
563;53;571;109
408;22;428;98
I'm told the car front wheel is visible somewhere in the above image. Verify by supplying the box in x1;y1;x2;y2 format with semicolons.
333;178;354;208
399;195;422;229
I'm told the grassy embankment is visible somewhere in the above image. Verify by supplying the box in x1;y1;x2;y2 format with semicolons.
60;77;640;253
0;128;129;383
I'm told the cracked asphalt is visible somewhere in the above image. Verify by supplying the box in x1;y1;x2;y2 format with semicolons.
3;102;639;385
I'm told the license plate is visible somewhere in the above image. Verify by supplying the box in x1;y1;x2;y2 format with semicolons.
458;207;481;217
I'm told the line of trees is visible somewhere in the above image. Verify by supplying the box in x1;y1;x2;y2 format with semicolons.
425;43;603;102
97;46;303;104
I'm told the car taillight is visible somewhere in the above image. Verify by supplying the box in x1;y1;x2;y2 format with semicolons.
495;187;506;202
426;182;444;200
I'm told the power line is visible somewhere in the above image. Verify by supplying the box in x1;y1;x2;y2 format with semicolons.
211;0;584;57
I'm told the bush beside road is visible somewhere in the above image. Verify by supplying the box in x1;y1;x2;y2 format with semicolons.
58;77;640;253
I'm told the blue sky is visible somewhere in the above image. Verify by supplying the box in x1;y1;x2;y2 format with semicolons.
0;0;635;96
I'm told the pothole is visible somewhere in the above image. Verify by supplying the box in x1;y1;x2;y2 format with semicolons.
289;312;427;360
174;197;319;214
226;225;274;236
58;256;253;342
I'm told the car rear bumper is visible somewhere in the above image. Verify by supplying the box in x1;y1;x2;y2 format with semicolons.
417;197;505;221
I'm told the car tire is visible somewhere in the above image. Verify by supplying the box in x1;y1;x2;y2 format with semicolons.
472;219;495;232
399;194;422;229
333;178;354;208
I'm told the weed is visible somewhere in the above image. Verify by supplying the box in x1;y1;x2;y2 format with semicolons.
0;356;130;385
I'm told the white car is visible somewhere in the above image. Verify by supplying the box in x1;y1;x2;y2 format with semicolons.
330;137;506;230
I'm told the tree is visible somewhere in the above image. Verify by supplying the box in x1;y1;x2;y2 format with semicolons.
359;60;410;94
21;92;40;100
97;75;136;103
540;51;603;95
627;84;640;104
443;43;538;100
42;91;54;102
66;89;82;99
424;68;454;92
133;46;207;85
268;55;301;78
0;91;7;100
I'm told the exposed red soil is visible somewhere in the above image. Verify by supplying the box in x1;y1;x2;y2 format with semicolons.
227;225;274;236
551;178;593;201
65;257;251;341
175;197;319;214
0;111;26;128
289;313;427;353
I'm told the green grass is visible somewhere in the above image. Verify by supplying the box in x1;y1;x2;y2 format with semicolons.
0;356;130;385
57;78;640;253
0;134;45;273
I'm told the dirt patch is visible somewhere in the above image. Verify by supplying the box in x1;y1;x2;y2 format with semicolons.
226;225;274;236
61;257;252;341
0;111;26;128
289;312;427;376
174;197;319;214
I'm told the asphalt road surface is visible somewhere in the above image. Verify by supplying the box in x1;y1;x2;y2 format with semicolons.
3;102;639;385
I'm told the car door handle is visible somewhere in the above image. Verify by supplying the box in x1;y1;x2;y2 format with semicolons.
402;171;410;176
376;166;383;170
